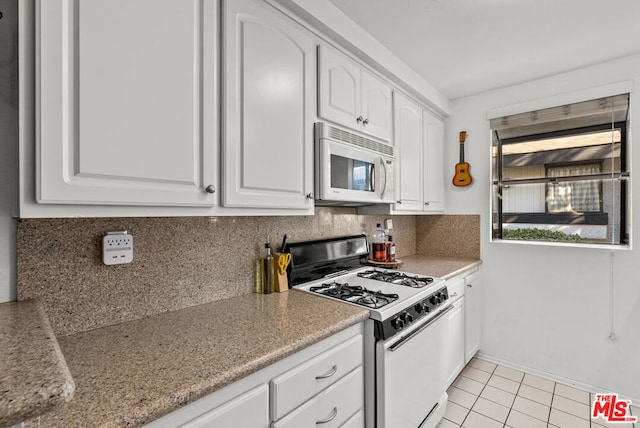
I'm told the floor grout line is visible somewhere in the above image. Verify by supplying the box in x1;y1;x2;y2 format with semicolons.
442;358;625;428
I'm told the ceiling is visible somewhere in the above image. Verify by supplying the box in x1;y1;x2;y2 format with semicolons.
327;0;640;100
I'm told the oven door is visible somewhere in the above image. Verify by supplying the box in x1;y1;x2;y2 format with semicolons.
375;305;452;428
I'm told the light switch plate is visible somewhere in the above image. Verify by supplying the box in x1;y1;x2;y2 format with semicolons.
103;232;133;265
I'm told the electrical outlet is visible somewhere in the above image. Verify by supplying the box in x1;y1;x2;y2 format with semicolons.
103;232;133;265
385;219;393;230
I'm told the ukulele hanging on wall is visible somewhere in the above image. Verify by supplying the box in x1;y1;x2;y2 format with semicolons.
452;130;472;187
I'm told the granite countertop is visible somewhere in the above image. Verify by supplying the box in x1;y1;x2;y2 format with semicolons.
400;254;482;279
6;256;479;427
29;290;369;427
0;300;75;427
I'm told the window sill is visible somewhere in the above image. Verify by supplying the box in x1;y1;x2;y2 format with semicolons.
490;238;631;251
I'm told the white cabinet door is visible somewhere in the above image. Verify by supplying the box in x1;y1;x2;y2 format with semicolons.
360;70;393;142
223;0;314;210
446;297;465;386
393;92;423;211
423;110;445;212
318;45;361;132
465;271;482;362
37;0;216;207
318;45;392;142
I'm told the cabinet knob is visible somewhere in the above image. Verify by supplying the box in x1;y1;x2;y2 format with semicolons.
205;185;216;194
425;201;430;206
356;115;364;124
362;118;369;125
306;193;314;199
467;283;473;288
396;200;402;204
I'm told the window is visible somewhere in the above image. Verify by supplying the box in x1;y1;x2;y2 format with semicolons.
491;94;629;246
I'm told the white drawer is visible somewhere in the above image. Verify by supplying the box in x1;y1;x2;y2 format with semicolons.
270;334;362;420
340;409;364;428
272;367;363;428
447;277;465;302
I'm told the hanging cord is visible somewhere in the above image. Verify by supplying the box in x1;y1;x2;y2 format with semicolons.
607;110;617;342
608;249;616;341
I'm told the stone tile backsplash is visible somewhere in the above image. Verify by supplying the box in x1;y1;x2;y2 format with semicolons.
17;208;419;336
416;215;480;259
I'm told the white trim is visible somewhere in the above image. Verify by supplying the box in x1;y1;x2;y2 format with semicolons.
489;238;632;252
475;352;640;405
486;80;634;120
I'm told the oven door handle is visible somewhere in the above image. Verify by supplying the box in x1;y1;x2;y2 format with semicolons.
389;305;453;352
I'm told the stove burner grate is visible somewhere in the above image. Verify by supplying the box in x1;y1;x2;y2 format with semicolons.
309;281;399;309
357;269;434;288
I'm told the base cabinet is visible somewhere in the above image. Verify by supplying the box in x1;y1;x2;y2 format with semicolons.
145;324;364;427
464;271;482;363
445;277;465;386
446;268;481;386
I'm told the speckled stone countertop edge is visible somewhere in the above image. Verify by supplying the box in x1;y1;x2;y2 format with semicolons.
31;291;370;427
399;255;482;280
0;300;75;427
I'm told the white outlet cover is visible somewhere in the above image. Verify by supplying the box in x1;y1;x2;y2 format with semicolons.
103;233;133;265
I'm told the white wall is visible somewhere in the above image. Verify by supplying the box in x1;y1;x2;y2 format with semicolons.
446;54;640;400
0;0;17;302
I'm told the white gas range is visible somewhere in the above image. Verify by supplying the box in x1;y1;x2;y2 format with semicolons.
286;235;451;428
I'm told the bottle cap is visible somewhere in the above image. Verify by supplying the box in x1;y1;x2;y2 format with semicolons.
388;235;393;241
376;223;381;227
265;243;271;248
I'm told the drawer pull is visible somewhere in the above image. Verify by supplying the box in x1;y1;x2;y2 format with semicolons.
315;365;338;380
316;407;338;424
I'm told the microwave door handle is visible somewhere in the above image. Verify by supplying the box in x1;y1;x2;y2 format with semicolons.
369;162;375;192
379;158;387;195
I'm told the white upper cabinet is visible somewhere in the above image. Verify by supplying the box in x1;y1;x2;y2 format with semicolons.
36;0;217;207
222;0;314;210
423;110;445;212
394;92;423;211
366;92;446;215
318;45;392;142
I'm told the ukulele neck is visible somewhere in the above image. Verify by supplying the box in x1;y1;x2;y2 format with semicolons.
459;142;465;163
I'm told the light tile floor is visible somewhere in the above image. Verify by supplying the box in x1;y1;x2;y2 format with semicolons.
438;358;638;428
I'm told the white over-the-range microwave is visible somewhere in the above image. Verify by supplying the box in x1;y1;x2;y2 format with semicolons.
314;122;395;206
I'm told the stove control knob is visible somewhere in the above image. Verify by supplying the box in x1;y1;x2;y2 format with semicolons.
400;312;413;324
430;296;441;305
414;303;424;313
422;303;431;313
441;292;449;301
391;317;404;330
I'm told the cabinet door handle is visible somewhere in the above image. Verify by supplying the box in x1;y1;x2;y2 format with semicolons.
467;283;473;288
356;115;364;123
306;193;314;200
316;407;338;425
362;118;369;125
205;185;216;194
450;292;458;297
315;364;337;380
424;201;430;206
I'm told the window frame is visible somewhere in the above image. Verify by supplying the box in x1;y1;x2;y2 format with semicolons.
492;120;629;246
